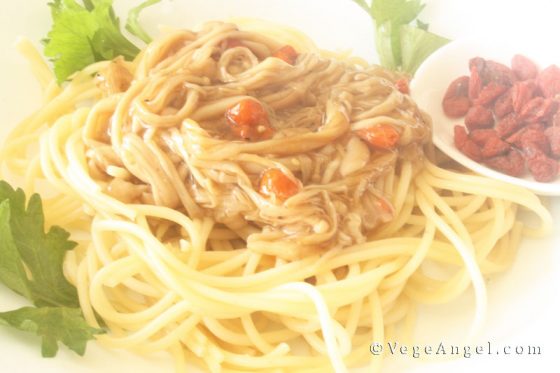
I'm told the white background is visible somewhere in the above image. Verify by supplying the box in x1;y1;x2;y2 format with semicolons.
0;1;559;372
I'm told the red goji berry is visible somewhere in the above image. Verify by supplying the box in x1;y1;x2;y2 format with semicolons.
511;54;538;81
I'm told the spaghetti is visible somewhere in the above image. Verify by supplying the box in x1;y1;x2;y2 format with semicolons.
2;21;552;373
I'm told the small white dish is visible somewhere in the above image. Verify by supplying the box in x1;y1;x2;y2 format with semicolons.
411;37;560;196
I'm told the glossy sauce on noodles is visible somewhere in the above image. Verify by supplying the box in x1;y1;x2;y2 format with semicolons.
87;22;431;259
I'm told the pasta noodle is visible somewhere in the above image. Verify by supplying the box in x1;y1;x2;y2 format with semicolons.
2;21;552;373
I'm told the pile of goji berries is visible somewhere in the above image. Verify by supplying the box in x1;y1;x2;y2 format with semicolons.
442;54;560;182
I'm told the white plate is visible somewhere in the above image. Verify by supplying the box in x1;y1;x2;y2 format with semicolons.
0;1;559;373
411;37;560;195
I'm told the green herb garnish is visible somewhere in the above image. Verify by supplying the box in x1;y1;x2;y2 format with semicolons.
0;307;101;357
126;0;161;44
0;181;103;357
44;0;160;84
353;0;450;74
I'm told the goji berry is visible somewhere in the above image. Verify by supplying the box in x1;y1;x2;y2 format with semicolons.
443;97;471;118
442;76;471;118
474;82;508;106
272;45;298;65
545;126;560;158
519;97;558;123
469;128;499;147
444;75;470;99
496;113;523;138
395;78;410;94
523;144;558;182
461;139;483;162
537;65;560;98
465;105;494;131
454;125;469;149
469;65;482;100
494;89;513;118
520;128;550;155
483;60;515;86
481;136;511;158
485;150;525;177
511;80;538;113
511;54;538;81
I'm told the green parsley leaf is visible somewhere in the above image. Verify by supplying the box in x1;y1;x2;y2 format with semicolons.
44;0;99;84
126;0;162;44
0;307;103;357
90;1;140;61
0;200;33;300
0;181;103;357
0;181;78;308
44;0;146;84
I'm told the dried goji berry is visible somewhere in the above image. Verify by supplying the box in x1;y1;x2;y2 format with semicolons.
444;76;470;99
395;78;410;94
468;128;512;159
443;97;471;118
460;139;483;162
454;125;469;149
496;112;523;138
225;99;274;141
469;65;482;100
469;57;486;73
537;65;560;98
272;45;299;65
474;82;508;106
520;128;551;155
446;54;560;182
494;89;514;118
259;168;300;200
505;128;524;147
505;123;544;147
356;124;400;150
511;54;538;81
455;124;484;162
482;60;515;86
527;122;545;131
511;80;538;113
464;105;494;131
442;76;471;118
523;144;558;182
469;58;514;86
545;126;560;158
529;157;558;182
485;150;525;177
519;97;558;123
469;128;499;147
481;136;511;158
551;111;560;127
